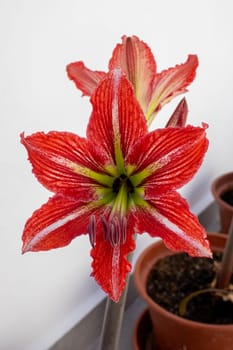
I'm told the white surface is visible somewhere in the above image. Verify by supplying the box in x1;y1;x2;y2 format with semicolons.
1;1;233;349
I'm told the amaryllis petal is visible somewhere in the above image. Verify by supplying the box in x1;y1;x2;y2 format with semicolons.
67;37;198;128
127;125;208;194
66;61;106;96
87;69;148;166
136;191;211;257
165;98;188;128
146;55;198;125
22;195;96;253
109;35;156;115
20;131;107;198
91;220;136;302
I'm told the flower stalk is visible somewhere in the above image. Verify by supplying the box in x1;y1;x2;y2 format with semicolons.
98;252;133;350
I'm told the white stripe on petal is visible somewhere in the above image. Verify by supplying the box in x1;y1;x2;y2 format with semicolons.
112;69;121;138
111;245;120;302
24;206;89;252
154;211;211;257
111;69;125;171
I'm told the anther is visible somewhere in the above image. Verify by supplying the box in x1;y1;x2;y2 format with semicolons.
88;215;96;248
100;215;109;241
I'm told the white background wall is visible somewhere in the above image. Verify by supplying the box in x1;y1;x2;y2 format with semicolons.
1;1;233;349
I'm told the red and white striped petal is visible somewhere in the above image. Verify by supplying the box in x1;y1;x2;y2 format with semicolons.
21;131;107;198
87;69;148;167
22;194;101;253
146;55;198;124
91;218;136;302
109;35;156;115
135;191;211;257
66;61;106;96
127;125;208;194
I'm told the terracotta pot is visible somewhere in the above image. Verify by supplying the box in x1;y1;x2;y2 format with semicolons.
133;309;156;350
133;233;233;350
211;172;233;233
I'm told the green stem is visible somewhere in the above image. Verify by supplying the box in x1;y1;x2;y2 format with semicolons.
98;252;133;350
216;217;233;288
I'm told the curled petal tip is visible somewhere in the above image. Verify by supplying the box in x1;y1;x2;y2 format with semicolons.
20;132;25;143
202;122;209;129
21;245;28;255
66;61;106;97
22;239;32;254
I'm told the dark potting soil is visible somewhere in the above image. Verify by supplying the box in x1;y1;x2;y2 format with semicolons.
221;189;233;206
146;252;233;324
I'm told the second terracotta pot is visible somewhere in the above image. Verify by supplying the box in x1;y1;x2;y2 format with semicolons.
211;172;233;233
134;233;233;350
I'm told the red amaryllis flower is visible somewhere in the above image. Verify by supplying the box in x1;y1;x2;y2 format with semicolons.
21;69;210;302
67;35;198;126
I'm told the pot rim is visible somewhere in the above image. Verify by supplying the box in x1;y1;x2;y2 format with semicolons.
211;172;233;211
134;232;233;330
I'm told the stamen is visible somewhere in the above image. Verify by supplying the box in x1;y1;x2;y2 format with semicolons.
109;221;117;247
101;216;127;247
100;215;109;240
88;215;96;248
